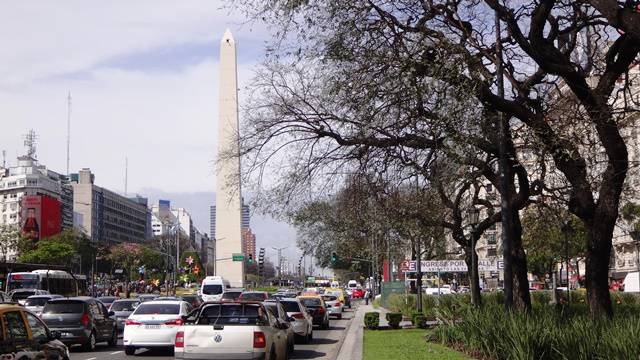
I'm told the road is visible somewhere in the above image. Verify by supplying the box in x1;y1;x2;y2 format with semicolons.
69;306;356;360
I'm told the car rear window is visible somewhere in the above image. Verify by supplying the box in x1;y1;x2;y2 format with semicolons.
110;301;139;311
221;291;241;300
134;303;180;315
322;295;337;302
202;284;223;295
43;301;84;314
198;304;266;325
240;293;266;301
24;298;49;307
300;298;321;307
11;291;35;301
281;301;301;312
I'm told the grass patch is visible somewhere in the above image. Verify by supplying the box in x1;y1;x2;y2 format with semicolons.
364;329;470;360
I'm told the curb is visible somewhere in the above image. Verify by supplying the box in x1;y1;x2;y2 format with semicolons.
335;304;364;360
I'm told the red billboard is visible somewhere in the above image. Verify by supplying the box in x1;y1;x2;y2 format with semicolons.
21;195;61;240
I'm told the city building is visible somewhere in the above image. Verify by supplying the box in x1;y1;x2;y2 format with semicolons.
0;135;74;260
242;228;257;260
71;168;148;244
150;200;197;249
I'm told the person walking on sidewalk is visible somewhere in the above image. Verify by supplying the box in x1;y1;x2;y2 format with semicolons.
364;288;371;305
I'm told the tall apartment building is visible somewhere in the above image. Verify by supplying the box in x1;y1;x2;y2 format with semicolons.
150;200;202;251
71;168;148;244
242;228;257;260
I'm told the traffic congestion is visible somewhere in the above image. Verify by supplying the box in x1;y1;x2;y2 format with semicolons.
0;271;366;360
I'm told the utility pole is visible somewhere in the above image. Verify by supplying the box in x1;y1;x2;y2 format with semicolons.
495;10;514;309
66;91;71;176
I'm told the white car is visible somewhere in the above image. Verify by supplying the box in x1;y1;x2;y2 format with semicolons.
174;302;290;360
268;298;313;343
123;300;191;355
321;294;344;319
199;276;230;302
424;287;452;295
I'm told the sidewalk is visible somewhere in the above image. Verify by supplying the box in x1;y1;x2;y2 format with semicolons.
336;302;412;360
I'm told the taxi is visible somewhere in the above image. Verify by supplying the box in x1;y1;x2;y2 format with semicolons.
326;287;350;308
0;304;69;360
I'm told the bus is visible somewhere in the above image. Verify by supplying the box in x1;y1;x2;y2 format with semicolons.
6;270;87;296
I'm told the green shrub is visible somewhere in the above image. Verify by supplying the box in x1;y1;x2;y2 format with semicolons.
530;290;552;305
386;293;416;317
364;312;380;330
432;304;640;360
411;313;428;329
385;312;402;329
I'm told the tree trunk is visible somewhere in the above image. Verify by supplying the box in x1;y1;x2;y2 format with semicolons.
509;209;531;310
585;218;615;317
465;248;482;307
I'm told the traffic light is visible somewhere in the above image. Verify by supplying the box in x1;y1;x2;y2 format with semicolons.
248;253;254;265
330;252;338;266
258;248;265;276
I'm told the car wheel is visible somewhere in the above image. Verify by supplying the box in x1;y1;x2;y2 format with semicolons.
124;346;136;356
108;327;117;347
82;331;96;351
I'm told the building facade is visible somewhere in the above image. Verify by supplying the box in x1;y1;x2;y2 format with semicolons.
71;169;148;244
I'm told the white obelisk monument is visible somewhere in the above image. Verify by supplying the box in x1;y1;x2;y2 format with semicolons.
215;29;244;287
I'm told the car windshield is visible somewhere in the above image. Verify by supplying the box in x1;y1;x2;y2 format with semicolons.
110;301;139;311
281;301;301;312
24;298;49;307
240;293;265;301
198;304;266;325
43;301;84;314
134;303;180;315
300;298;321;307
202;284;223;295
221;291;242;300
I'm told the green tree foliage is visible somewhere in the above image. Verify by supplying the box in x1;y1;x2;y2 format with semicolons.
521;206;586;279
19;236;76;265
0;225;21;262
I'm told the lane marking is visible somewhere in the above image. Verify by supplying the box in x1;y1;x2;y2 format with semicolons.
110;351;122;355
86;357;97;360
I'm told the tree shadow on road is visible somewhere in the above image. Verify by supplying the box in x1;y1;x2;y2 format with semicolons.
292;349;327;359
311;338;339;345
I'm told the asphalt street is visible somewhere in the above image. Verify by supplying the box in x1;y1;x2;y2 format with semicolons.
68;305;356;360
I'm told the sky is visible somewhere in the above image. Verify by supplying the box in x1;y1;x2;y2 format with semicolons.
0;1;319;273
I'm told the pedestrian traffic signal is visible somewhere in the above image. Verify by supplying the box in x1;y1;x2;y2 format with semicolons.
330;252;338;266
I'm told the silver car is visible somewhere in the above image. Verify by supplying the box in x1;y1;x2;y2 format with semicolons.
24;294;63;316
109;298;140;332
270;298;314;343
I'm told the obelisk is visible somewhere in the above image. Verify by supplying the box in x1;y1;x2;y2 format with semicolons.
215;29;244;287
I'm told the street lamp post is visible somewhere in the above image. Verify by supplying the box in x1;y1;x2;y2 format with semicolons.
467;207;480;307
561;220;574;302
630;231;640;293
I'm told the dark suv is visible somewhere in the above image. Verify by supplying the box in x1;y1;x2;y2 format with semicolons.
41;297;117;351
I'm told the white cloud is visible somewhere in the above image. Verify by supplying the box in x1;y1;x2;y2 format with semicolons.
0;0;264;193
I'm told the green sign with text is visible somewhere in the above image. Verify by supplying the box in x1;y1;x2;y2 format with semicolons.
232;253;245;262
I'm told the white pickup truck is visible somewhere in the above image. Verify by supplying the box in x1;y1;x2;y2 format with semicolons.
174;301;290;360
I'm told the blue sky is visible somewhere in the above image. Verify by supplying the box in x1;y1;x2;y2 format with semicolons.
0;1;313;268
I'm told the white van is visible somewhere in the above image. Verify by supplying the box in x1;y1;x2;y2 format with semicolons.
347;280;359;289
199;276;230;302
623;272;639;292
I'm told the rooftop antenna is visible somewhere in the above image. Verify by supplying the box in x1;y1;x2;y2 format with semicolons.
66;91;72;176
125;156;128;196
1;150;6;168
23;130;37;159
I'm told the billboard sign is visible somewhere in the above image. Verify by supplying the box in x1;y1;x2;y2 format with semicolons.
400;259;505;273
21;195;61;241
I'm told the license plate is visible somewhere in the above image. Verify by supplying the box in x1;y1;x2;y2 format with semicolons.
61;332;73;337
145;325;160;329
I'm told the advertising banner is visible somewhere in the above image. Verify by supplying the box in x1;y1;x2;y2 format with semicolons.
400;259;504;273
21;195;61;240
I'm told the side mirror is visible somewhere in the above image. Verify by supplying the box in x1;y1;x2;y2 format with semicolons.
50;330;61;340
287;316;295;322
108;311;115;317
280;322;290;329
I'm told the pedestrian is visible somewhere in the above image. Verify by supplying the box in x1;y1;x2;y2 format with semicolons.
365;289;370;305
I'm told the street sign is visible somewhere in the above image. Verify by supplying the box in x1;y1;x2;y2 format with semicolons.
232;253;245;262
400;259;505;273
307;276;316;282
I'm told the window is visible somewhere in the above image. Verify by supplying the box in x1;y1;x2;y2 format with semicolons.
486;184;493;193
4;311;28;341
486;234;497;245
487;248;497;257
25;312;48;341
